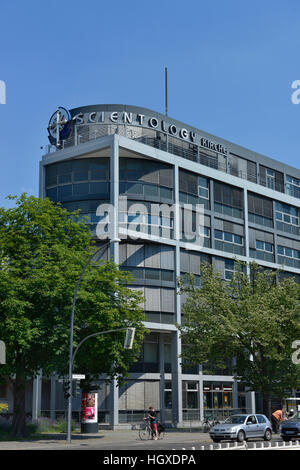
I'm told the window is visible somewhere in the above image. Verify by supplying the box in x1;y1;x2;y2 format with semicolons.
224;259;235;280
266;168;275;189
286;175;300;199
256;240;273;252
250;240;274;262
214;182;244;219
278;246;300;261
198;176;209;199
215;230;243;245
214;230;244;255
257;415;266;424
275;202;299;226
248;192;273;228
246;415;257;425
260;166;284;192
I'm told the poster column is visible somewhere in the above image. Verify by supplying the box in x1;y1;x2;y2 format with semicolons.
81;392;98;433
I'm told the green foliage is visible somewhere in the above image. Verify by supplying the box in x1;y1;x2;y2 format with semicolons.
0;194;147;435
178;261;300;397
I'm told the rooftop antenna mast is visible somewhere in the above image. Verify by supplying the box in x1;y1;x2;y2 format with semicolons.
165;67;168;116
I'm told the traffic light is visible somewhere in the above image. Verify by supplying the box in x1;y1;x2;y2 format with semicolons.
63;380;71;400
124;328;135;349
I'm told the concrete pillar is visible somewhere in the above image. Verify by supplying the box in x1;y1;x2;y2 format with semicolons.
159;334;165;423
199;365;204;421
50;374;56;422
109;379;119;428
232;358;239;411
232;380;239;412
171;330;183;426
172;165;183;426
246;389;256;414
32;370;42;422
109;135;120;428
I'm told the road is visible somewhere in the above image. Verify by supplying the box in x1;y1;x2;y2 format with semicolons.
0;429;296;451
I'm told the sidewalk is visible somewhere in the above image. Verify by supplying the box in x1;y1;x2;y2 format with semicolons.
0;429;212;450
0;429;288;451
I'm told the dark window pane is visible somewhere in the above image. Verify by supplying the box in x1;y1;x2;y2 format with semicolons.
73;183;89;195
127;182;143;194
57;161;72;174
57;185;72;199
58;173;72;184
46;187;57;202
144;184;159;197
89;182;108;194
73;170;89;181
46;165;57;186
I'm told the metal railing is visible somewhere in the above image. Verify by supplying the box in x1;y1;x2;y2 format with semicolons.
44;123;294;200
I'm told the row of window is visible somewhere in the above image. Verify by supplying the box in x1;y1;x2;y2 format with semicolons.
46;163;300;235
120;266;174;283
52;122;300;201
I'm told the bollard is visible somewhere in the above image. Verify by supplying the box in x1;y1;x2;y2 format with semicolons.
209;445;213;450
225;442;230;448
274;441;279;447
200;446;205;450
252;442;257;449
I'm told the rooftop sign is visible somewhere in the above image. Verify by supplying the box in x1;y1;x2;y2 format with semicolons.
72;109;228;155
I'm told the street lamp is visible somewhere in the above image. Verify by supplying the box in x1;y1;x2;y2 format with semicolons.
66;239;120;444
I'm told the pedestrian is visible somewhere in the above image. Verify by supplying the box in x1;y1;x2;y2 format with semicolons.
144;406;159;440
271;409;287;433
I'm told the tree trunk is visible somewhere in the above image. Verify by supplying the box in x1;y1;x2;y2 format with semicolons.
262;393;271;419
11;375;26;438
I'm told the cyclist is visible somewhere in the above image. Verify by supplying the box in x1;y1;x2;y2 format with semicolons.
144;406;159;440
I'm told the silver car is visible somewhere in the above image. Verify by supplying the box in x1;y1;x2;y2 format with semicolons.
209;414;272;443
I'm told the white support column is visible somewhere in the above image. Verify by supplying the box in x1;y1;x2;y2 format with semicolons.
159;334;165;423
109;135;120;428
246;388;256;414
109;380;119;429
110;134;120;260
50;374;56;422
232;380;239;412
199;365;204;421
171;164;183;426
32;370;42;422
243;188;256;414
171;330;183;426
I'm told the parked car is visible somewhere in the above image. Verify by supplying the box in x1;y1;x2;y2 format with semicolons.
280;411;300;442
209;414;272;443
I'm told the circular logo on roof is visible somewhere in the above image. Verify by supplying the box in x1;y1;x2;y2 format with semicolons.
48;107;72;146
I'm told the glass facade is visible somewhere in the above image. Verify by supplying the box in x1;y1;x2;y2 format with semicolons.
40;104;300;425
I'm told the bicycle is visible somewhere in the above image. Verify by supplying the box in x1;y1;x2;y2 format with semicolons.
202;418;220;433
138;418;165;440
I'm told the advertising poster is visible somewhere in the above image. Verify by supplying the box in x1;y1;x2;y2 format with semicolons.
81;392;98;424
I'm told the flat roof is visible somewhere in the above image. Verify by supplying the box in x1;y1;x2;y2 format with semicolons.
69;104;300;180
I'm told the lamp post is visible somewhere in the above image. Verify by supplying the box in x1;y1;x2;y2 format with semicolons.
68;327;135;440
66;239;120;444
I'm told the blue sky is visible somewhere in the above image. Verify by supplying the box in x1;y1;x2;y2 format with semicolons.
1;0;300;208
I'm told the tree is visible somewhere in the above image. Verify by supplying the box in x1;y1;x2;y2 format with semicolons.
0;194;147;437
178;261;300;416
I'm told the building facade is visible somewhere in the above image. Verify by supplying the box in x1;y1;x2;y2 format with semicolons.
31;103;300;426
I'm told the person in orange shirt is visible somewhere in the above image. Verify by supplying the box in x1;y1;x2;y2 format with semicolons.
271;409;287;433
